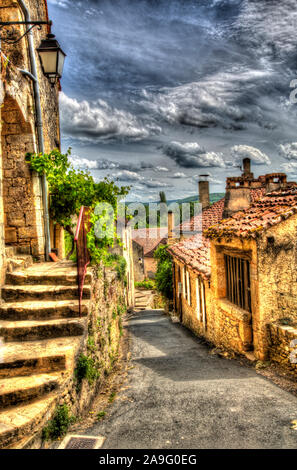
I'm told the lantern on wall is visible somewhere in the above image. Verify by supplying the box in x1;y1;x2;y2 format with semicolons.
37;33;66;86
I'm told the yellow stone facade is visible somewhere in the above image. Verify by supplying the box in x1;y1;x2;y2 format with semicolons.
0;0;61;283
172;214;297;366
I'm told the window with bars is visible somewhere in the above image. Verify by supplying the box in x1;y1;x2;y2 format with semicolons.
224;254;251;312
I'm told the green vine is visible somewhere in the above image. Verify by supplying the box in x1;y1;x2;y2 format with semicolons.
26;148;130;263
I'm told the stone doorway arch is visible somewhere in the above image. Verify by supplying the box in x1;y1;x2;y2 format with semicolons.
1;94;45;261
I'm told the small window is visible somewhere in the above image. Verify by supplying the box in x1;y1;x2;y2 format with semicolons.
224;254;251;312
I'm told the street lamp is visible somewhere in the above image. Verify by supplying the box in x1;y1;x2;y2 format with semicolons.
37;33;66;86
0;19;66;260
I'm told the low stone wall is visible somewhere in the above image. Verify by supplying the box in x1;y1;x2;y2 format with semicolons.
62;265;126;416
268;322;297;376
29;264;127;448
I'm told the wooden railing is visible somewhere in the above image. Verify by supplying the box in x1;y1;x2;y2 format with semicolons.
74;206;90;316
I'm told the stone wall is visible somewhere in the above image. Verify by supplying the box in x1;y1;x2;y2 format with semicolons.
132;240;145;281
257;214;297;358
144;256;157;279
29;264;127;448
67;265;127;416
268;322;297;376
172;237;258;356
0;0;61;276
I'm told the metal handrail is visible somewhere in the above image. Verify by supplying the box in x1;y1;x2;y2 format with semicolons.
74;207;90;316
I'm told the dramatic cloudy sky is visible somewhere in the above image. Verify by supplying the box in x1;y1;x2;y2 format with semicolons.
47;0;297;201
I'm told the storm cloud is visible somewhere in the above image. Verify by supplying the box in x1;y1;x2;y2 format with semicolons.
162;142;225;168
47;0;297;200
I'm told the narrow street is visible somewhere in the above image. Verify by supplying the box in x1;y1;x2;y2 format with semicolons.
84;309;297;449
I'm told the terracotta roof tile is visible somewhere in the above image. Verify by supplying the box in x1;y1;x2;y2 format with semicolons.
168;188;266;277
205;187;297;240
168;235;211;280
133;228;168;256
175;197;225;234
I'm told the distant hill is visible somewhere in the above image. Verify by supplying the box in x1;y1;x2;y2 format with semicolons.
167;192;225;205
127;193;225;206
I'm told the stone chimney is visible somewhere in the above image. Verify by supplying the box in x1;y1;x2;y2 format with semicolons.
199;175;210;210
243;158;253;178
265;173;287;193
168;210;174;244
223;159;254;218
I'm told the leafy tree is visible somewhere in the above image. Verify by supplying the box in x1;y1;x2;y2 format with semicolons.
154;244;173;299
26;148;129;263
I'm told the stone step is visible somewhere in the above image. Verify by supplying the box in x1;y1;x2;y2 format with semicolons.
6;257;32;274
5;247;16;258
1;284;91;302
0;318;86;342
0;337;81;378
0;394;58;449
0;300;89;321
6;270;91;286
0;373;61;410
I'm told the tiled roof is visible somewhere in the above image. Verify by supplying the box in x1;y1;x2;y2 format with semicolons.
175;197;225;234
205;187;297;240
168;188;266;277
168;235;211;280
169;198;228;278
133;228;168;257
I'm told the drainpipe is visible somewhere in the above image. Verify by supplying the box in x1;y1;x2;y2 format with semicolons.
17;0;51;261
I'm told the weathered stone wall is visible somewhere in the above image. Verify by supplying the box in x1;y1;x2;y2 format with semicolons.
132;240;145;281
27;264;127;448
208;237;257;354
144;256;157;279
172;237;257;356
268;322;297;376
0;0;61;275
65;265;126;416
172;259;209;339
257;214;297;359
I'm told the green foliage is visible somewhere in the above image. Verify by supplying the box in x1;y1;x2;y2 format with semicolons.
87;335;96;353
108;391;116;403
26;148;129;263
64;230;76;261
135;279;156;290
103;252;127;283
119;317;123;337
42;404;75;441
117;303;126;316
97;411;106;421
115;257;127;282
75;353;100;388
154;245;173;299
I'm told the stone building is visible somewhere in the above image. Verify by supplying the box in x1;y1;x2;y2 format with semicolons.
132;227;168;279
0;0;61;283
169;161;297;373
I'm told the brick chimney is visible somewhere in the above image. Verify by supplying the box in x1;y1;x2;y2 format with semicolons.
199;175;210;210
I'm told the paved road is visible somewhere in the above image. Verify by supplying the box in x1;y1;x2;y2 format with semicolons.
87;309;297;449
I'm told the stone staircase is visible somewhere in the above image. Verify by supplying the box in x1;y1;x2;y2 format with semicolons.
134;289;154;311
5;246;34;273
0;260;91;449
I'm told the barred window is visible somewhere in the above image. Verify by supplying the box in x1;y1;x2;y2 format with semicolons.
224;254;251;312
